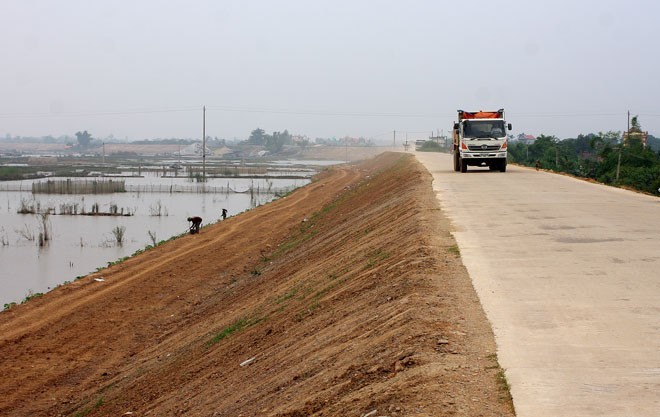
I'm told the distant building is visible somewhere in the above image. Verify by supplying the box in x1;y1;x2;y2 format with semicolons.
623;130;648;147
516;133;536;144
624;115;648;147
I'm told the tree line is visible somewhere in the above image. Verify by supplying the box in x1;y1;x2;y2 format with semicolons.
508;118;660;195
246;128;304;153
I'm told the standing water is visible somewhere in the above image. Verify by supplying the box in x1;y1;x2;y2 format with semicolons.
0;174;309;307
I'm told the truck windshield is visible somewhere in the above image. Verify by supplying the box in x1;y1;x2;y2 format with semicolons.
463;120;506;139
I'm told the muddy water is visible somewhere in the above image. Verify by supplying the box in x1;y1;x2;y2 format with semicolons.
0;175;309;307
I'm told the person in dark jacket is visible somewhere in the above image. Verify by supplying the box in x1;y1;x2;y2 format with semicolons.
187;216;202;234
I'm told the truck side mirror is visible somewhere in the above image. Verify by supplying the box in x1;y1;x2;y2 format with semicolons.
453;123;459;130
507;123;512;131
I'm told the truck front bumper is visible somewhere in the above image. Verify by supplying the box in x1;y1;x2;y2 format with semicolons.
461;152;507;159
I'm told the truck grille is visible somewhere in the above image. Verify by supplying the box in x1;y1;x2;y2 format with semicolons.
467;144;501;151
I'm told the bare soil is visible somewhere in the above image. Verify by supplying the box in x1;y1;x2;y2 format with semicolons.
0;152;515;417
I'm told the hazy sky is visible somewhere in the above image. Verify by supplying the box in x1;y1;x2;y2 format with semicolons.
1;0;659;142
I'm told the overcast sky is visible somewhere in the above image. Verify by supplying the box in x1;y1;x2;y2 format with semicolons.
1;0;659;142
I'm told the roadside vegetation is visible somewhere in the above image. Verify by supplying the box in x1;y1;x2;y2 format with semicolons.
508;117;660;195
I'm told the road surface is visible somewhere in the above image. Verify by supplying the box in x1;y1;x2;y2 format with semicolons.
415;152;660;417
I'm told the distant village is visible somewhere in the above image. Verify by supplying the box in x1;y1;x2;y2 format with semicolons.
0;130;377;159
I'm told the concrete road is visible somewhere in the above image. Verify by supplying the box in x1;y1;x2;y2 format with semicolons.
414;152;660;417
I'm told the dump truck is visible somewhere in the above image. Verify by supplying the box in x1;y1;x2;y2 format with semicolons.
452;109;512;172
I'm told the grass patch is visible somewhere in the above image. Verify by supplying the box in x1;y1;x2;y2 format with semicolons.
364;248;390;270
107;256;130;267
272;229;318;259
4;289;47;310
486;353;515;410
295;300;321;322
23;290;44;303
496;368;512;397
208;316;264;346
73;397;104;417
447;245;461;256
275;287;299;304
292;273;348;322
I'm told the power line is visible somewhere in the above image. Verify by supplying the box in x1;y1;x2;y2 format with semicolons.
0;107;200;119
510;112;624;118
1;105;656;121
205;105;440;118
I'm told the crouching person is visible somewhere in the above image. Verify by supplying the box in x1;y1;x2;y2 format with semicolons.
187;216;202;234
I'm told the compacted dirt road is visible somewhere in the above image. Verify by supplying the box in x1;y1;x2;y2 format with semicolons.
0;153;514;417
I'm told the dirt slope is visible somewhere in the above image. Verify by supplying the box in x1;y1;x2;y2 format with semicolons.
0;153;514;417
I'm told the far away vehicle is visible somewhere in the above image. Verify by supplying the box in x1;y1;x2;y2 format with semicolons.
452;109;512;172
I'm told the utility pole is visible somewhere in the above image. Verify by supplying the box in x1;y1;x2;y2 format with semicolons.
617;111;628;182
202;105;206;180
102;142;105;165
393;130;396;148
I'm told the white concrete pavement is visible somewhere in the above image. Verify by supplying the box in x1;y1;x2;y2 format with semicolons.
414;152;660;417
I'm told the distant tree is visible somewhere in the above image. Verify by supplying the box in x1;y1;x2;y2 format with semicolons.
75;130;93;148
524;134;558;169
574;134;596;155
298;138;310;151
647;135;660;152
265;130;292;153
588;131;619;155
248;128;266;145
630;115;641;132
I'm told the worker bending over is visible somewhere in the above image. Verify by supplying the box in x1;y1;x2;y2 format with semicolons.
187;216;202;234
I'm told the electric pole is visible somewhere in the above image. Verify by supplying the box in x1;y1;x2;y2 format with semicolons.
393;130;396;148
617;111;628;182
202;105;206;180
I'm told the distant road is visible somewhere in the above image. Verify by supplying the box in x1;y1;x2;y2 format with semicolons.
414;152;660;417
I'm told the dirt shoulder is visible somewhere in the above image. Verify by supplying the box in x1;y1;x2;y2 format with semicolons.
0;152;514;417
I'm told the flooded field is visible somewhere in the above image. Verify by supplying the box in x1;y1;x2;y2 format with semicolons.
0;174;311;307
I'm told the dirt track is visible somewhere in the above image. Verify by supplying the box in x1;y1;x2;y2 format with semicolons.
0;152;514;417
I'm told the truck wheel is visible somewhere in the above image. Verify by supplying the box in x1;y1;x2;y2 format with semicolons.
500;159;507;172
460;158;467;173
453;153;460;171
